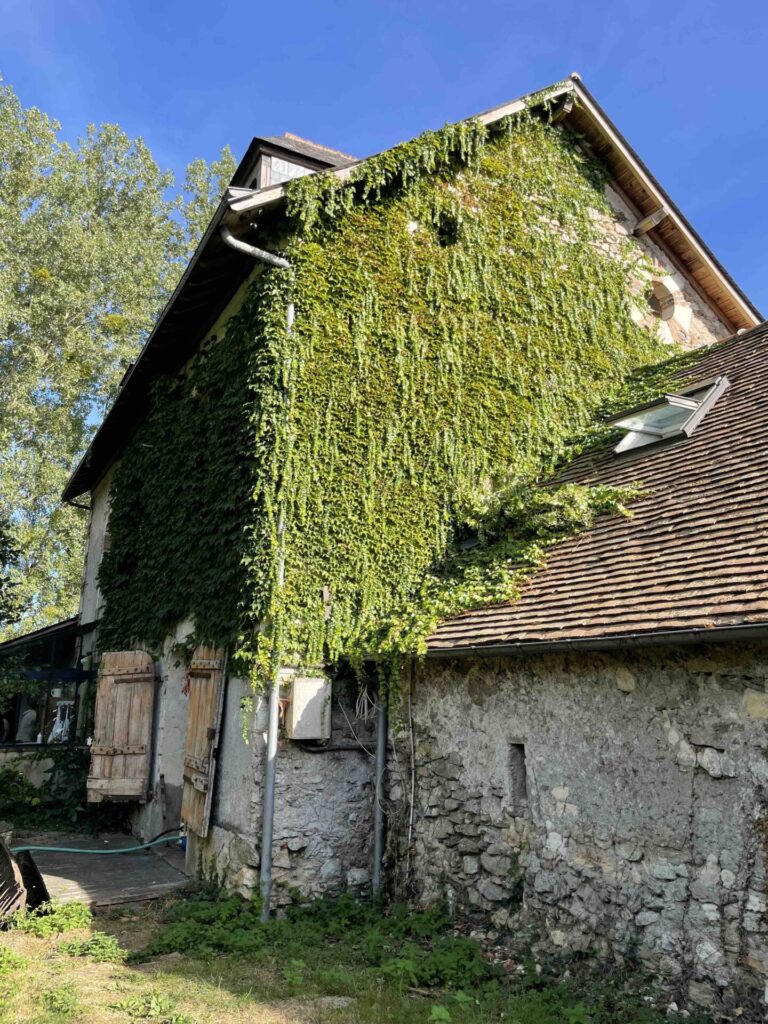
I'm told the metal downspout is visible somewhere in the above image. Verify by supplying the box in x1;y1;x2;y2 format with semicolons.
260;667;281;920
220;221;293;922
372;694;388;895
260;300;295;923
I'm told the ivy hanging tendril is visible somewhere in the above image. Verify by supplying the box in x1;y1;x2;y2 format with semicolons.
99;105;681;694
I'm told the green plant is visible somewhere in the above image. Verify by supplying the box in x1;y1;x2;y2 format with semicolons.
0;747;128;831
111;992;193;1023
99;106;677;692
133;888;501;999
563;1004;592;1023
280;958;306;987
0;948;26;973
11;900;92;937
429;1007;452;1022
60;930;127;963
39;982;78;1018
0;764;42;818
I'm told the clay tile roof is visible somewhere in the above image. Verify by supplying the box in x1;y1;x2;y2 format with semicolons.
260;132;356;167
428;323;768;653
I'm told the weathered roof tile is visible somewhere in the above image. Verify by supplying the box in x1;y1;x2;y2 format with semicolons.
428;324;768;652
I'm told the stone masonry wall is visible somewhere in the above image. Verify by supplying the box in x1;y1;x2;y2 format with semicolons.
387;644;768;1019
599;182;733;351
193;673;376;905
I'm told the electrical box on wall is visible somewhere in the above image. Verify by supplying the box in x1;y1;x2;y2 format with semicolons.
285;675;332;740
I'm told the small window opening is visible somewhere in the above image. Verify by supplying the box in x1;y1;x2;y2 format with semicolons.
647;281;676;322
509;743;528;814
434;213;460;247
606;375;730;455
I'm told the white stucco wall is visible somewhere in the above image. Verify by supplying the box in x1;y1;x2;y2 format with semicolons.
78;466;115;641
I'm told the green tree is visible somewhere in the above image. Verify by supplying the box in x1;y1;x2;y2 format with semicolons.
0;81;235;638
180;146;236;254
0;515;22;628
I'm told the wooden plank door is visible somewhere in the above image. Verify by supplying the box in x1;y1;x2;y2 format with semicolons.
180;646;226;837
87;651;155;803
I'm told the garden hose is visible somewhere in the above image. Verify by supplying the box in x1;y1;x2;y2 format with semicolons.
10;832;183;855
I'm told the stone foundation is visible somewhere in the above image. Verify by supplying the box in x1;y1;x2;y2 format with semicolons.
387;644;768;1018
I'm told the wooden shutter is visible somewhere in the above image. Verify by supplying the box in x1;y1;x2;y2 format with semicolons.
87;651;156;803
180;646;226;837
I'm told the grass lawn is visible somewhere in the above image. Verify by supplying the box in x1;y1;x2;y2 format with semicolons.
0;891;709;1024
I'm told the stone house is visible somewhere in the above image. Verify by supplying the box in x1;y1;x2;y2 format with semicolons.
5;74;768;1016
405;325;768;1016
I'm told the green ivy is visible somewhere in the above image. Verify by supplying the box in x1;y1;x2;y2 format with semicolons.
99;109;674;684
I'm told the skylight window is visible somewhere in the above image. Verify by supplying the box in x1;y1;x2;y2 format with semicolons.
606;375;730;454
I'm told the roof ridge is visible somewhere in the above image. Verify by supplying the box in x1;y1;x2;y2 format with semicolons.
268;132;357;161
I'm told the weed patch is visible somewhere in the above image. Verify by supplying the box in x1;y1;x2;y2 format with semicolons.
128;890;711;1024
39;982;78;1019
11;900;92;937
111;992;193;1023
134;891;500;991
0;948;26;973
0;890;715;1024
60;930;127;963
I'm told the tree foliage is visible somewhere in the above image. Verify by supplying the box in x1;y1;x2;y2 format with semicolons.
0;80;235;637
0;514;22;628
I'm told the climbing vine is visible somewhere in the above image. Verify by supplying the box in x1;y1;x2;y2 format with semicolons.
99;108;676;685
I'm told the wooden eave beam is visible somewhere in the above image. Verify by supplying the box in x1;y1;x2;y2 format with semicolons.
564;78;761;329
634;207;669;236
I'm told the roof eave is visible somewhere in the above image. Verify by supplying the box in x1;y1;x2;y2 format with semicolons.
426;621;768;659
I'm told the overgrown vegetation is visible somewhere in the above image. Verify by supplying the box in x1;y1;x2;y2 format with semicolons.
135;891;499;992
110;993;192;1023
10;900;93;937
60;930;127;963
0;891;711;1023
99;105;675;685
0;752;126;831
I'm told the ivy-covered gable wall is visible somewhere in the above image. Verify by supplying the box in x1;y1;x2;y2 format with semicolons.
96;111;718;680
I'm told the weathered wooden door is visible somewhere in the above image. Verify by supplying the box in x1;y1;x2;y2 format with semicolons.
87;651;156;803
180;646;226;837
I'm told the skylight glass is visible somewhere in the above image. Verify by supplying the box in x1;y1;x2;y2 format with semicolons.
606;376;729;454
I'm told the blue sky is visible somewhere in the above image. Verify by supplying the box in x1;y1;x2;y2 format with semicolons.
1;0;767;311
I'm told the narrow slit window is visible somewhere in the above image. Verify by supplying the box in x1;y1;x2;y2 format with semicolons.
509;742;528;814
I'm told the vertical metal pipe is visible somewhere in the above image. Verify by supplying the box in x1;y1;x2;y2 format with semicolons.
259;295;295;923
372;694;388;895
259;674;281;921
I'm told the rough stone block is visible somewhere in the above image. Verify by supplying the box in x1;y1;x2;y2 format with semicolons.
476;877;508;902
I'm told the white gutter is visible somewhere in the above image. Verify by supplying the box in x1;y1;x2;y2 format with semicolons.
219;224;291;269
